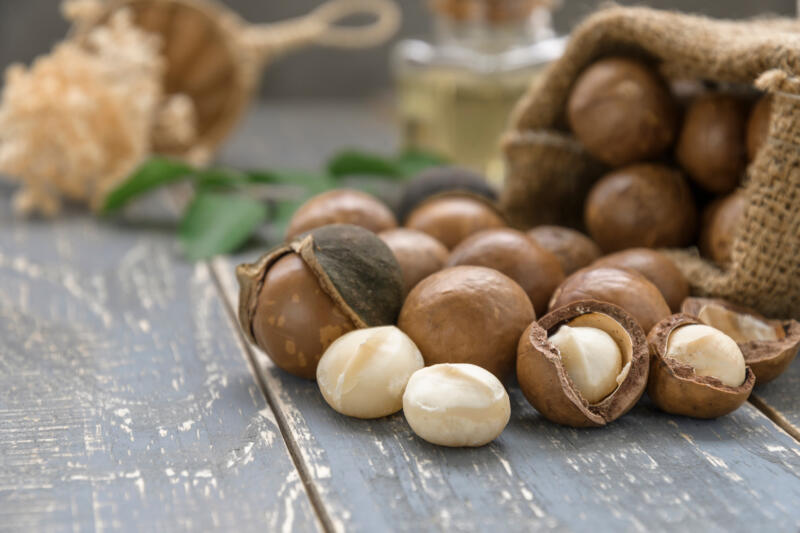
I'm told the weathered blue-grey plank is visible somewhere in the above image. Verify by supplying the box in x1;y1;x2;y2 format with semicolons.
215;257;800;533
0;186;319;532
751;357;800;440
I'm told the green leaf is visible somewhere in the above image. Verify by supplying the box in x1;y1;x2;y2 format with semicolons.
327;149;402;179
179;192;268;260
102;157;193;213
395;149;448;176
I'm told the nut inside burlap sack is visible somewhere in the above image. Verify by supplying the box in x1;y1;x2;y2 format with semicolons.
502;6;800;320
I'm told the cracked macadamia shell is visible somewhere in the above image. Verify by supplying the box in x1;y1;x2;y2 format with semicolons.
403;363;511;447
527;225;602;276
237;224;405;379
647;314;755;418
549;266;671;333
447;228;564;316
682;297;800;384
567;57;677;167
397;166;497;222
676;94;748;194
584;164;697;253
378;228;449;296
316;326;424;419
398;266;535;380
699;190;747;266
594;248;689;312
404;193;506;249
285;189;397;240
517;300;649;427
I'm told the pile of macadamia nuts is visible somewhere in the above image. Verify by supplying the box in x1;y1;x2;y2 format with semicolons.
237;159;800;446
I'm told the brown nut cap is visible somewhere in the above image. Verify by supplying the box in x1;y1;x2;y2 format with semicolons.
584;163;697;253
527;225;602;276
549;266;671;333
397;166;497;222
593;248;689;312
567;57;677;167
405;193;506;249
378;228;449;296
237;224;405;379
746;94;772;162
285;189;397;241
682;297;800;384
398;266;534;380
517;300;649;427
447;228;564;316
647;314;755;418
676;94;748;194
699;190;747;265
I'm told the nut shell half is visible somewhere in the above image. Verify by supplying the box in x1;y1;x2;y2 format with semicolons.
549;266;671;333
517;300;649;427
682;297;800;384
648;314;755;418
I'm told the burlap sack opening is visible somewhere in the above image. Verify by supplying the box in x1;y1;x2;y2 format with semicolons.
502;6;800;320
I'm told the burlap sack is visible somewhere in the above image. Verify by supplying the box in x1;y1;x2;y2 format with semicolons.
502;6;800;320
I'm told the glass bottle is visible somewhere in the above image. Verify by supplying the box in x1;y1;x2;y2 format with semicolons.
392;0;566;185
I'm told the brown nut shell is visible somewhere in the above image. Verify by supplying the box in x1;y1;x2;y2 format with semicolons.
567;57;677;167
397;166;497;222
237;224;405;379
285;189;397;240
549;266;671;333
584;164;697;253
527;225;602;275
676;94;748;194
378;228;449;296
699;190;747;266
517;300;649;427
682;297;800;384
447;228;564;316
647;314;755;418
398;266;534;380
594;248;689;312
746;94;772;162
405;193;506;249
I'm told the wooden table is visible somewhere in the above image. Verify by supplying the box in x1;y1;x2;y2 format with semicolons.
2;102;799;533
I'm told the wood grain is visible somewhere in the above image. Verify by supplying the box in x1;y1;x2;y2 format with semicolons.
0;187;319;532
751;357;800;440
215;255;800;533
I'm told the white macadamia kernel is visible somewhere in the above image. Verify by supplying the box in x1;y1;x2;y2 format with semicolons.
549;325;623;403
666;324;746;387
316;326;424;419
698;304;781;343
402;364;510;447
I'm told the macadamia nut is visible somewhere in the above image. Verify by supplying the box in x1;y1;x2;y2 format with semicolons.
317;326;424;419
549;325;623;403
403;364;510;447
665;325;746;387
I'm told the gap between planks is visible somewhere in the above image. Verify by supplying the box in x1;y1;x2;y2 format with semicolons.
749;394;800;442
206;259;336;533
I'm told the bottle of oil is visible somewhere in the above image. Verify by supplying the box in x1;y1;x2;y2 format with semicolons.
393;0;565;184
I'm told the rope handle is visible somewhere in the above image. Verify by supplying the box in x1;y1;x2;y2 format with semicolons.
240;0;401;60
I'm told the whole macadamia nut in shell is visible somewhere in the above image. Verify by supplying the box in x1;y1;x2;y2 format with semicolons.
567;57;677;167
549;266;671;333
527;225;602;275
397;166;497;222
447;228;564;316
676;94;748;194
647;314;755;418
699;190;747;265
682;297;800;384
378;228;449;295
594;248;689;312
237;224;405;379
285;189;397;240
585;164;697;253
398;266;535;380
405;193;506;249
517;300;649;427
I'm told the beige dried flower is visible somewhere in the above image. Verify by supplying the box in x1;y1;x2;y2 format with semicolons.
0;7;196;216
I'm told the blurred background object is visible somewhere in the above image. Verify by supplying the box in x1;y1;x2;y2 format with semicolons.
1;0;795;100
